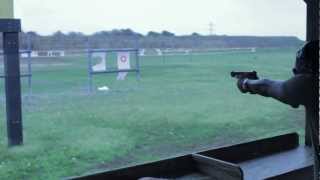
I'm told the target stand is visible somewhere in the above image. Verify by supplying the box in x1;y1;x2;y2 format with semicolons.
87;48;140;93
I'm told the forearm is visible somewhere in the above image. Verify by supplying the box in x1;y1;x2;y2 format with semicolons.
237;75;312;108
246;79;298;107
246;79;282;97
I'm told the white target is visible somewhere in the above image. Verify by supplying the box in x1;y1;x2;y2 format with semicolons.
117;52;131;80
92;52;107;72
120;55;127;63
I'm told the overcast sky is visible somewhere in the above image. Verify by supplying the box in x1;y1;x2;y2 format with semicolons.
15;0;306;39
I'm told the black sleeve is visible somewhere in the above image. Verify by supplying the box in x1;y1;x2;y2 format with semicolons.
282;75;315;107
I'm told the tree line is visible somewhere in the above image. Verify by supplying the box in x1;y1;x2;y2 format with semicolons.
0;29;303;50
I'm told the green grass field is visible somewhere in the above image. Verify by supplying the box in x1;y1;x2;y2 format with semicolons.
0;48;305;179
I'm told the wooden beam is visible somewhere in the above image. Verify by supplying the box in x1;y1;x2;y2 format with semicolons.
69;133;300;180
199;133;299;163
303;0;319;146
2;29;23;146
305;0;319;41
192;154;243;180
0;19;20;32
70;155;196;180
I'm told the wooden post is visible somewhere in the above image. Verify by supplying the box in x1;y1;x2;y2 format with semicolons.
3;29;23;146
304;0;319;147
305;0;319;41
0;0;23;146
304;1;319;179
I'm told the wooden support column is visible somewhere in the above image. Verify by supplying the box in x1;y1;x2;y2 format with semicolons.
0;19;23;146
304;1;319;179
304;0;319;147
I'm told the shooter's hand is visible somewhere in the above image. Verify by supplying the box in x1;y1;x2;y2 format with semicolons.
237;78;249;93
231;71;259;94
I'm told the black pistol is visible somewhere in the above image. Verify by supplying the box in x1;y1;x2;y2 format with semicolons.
230;71;259;80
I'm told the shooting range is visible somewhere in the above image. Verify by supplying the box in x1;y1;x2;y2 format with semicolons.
71;0;319;179
0;0;318;179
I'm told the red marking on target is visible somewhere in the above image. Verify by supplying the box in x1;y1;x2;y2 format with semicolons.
120;56;127;63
